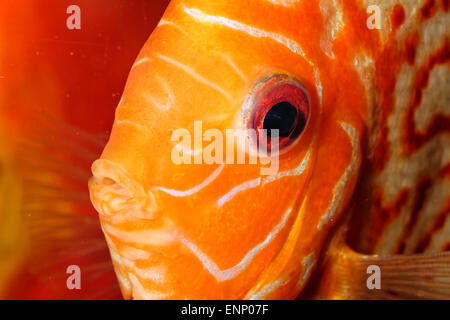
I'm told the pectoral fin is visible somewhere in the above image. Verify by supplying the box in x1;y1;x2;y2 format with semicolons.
308;226;450;300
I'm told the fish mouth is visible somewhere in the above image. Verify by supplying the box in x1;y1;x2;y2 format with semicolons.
89;159;174;299
88;159;158;221
89;159;309;299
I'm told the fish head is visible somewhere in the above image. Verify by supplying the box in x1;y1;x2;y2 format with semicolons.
89;0;368;299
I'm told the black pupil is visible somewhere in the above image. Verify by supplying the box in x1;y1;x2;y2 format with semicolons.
263;102;299;137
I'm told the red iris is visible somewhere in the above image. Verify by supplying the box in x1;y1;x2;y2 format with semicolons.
248;75;310;151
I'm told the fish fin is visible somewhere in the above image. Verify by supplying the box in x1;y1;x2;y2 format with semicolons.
3;111;122;299
0;124;29;298
306;224;450;300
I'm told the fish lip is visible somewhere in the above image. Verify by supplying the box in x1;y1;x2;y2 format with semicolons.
89;159;158;220
90;159;144;196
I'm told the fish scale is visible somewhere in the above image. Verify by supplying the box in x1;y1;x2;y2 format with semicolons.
350;0;450;256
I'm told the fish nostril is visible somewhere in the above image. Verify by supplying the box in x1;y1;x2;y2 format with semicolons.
89;159;158;220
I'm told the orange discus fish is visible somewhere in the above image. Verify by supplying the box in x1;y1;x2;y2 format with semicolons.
89;0;450;299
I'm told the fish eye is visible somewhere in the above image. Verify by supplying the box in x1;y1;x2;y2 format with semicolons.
248;75;309;150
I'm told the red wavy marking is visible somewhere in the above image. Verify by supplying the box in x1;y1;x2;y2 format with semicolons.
405;33;420;66
341;0;381;54
402;40;450;155
414;199;450;253
391;4;406;32
442;242;450;251
395;177;433;253
421;0;439;21
421;0;450;18
440;163;450;179
367;187;410;252
371;29;419;173
443;0;450;11
372;130;390;174
372;45;404;173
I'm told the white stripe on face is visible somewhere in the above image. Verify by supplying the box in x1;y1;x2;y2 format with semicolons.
249;279;290;300
176;208;293;281
155;164;225;197
182;5;313;66
157;19;188;36
317;122;360;230
143;74;175;111
217;150;310;206
265;0;301;7
156;53;233;102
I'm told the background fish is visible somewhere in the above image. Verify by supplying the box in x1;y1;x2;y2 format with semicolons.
89;0;450;299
